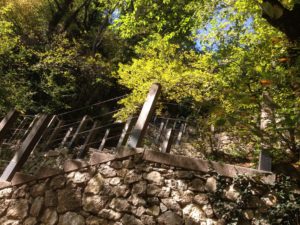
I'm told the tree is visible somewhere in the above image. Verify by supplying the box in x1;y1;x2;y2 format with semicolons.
0;0;131;114
0;5;33;114
114;0;300;162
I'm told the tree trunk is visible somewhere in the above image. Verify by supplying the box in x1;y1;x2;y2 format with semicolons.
48;0;74;36
262;0;300;41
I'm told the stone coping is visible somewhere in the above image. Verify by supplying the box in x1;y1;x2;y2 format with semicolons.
0;147;275;189
142;150;275;184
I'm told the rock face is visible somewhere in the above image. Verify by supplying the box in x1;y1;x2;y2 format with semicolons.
85;173;104;194
0;156;296;225
157;211;183;225
30;197;44;217
183;204;206;224
58;212;85;225
57;188;81;213
6;199;29;220
83;195;109;213
41;208;58;225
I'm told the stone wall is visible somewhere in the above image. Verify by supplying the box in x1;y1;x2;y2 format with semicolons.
0;150;298;225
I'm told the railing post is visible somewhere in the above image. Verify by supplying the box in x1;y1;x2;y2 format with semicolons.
0;110;19;145
258;90;272;172
0;114;51;181
161;128;175;153
22;114;40;142
155;122;165;144
61;127;73;147
99;129;110;151
78;121;99;158
127;83;161;148
43;118;64;150
258;149;272;171
117;117;135;148
68;115;89;148
176;123;185;146
172;121;177;129
164;118;169;131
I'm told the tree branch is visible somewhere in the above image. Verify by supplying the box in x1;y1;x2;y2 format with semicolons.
62;0;91;32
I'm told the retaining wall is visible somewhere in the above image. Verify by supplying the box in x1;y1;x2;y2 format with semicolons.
0;148;298;225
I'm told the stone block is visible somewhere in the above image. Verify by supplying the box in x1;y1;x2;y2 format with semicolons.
157;211;183;225
30;196;44;217
58;212;85;225
7;199;28;220
41;208;58;225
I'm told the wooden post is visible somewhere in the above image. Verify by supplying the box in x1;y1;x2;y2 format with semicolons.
0;110;19;144
61;127;73;147
117;117;135;148
258;90;272;172
68;115;89;148
1;115;51;181
155;122;165;144
78;121;99;158
164;119;169;131
22;114;40;141
43;119;64;150
38;115;57;144
47;115;58;129
172;121;177;129
127;84;161;148
176;123;185;146
258;149;272;171
98;129;110;151
161;128;175;153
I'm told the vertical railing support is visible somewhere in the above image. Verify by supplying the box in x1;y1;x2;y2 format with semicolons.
68;115;89;148
176;123;185;146
0;110;19;145
164;119;169;132
161;128;175;153
258;150;272;171
258;90;272;172
117;117;135;148
22;114;40;142
78;121;99;158
0;114;51;181
127;83;161;148
43;118;64;150
172;121;177;129
61;127;73;147
155;122;165;144
99;129;110;151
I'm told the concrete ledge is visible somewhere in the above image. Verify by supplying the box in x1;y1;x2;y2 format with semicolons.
64;159;89;172
115;147;144;158
0;180;11;189
36;167;63;179
11;172;37;186
89;152;116;165
143;150;276;184
89;147;144;165
0;148;277;190
143;150;210;172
